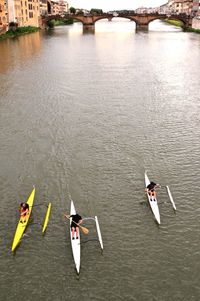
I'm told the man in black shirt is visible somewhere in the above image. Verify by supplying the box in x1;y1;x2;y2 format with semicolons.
145;181;160;201
65;213;83;239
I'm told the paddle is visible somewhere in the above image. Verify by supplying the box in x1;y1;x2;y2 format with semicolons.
161;185;176;211
64;214;89;235
29;203;49;208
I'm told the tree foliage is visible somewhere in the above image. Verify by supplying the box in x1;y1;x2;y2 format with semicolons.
90;8;103;15
69;7;76;14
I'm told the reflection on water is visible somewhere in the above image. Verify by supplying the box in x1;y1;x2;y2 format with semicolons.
0;31;42;73
95;17;136;33
149;19;182;31
0;20;182;75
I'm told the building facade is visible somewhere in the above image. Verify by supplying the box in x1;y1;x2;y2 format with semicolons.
40;0;49;16
166;0;199;15
58;0;68;15
0;0;8;32
7;0;40;27
2;0;68;30
39;0;68;16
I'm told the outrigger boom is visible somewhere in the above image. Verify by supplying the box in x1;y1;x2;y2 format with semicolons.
83;216;103;251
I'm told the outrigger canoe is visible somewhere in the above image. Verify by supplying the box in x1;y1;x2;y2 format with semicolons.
12;187;35;252
69;200;81;274
145;172;161;225
67;201;104;274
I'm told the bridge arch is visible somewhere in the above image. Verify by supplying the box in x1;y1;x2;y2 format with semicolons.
92;15;139;27
146;15;186;28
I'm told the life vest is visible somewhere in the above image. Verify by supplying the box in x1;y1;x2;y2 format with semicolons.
20;205;29;216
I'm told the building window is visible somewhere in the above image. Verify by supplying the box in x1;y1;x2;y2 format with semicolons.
29;11;33;17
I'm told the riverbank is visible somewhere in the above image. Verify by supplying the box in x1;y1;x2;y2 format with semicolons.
0;26;39;41
165;19;183;27
184;27;200;33
47;18;74;28
165;19;200;33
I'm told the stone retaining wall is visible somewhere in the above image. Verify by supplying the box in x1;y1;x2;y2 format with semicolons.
192;17;200;29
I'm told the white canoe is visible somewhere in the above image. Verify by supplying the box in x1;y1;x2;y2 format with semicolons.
70;200;81;274
145;172;161;225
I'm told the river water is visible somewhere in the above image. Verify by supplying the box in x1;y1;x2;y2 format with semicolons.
0;19;200;300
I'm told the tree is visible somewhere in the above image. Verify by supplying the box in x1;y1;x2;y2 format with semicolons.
90;8;103;15
9;22;18;32
69;7;76;14
47;20;54;28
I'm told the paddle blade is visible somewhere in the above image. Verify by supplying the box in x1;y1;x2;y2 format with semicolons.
80;225;89;235
42;203;52;234
166;186;176;211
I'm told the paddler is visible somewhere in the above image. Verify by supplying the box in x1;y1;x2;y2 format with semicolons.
145;181;160;201
65;213;83;239
20;202;30;223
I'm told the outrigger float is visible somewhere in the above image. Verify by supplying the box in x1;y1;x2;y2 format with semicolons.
145;172;176;225
67;200;103;274
11;186;52;252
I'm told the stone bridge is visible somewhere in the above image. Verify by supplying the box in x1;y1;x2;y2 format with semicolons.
44;13;192;31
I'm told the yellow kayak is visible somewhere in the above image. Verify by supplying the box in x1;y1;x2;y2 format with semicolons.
11;187;35;252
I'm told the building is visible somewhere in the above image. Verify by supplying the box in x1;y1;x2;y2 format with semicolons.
166;0;199;15
159;3;172;14
192;0;200;27
135;7;148;14
52;0;68;15
0;0;8;32
4;0;68;29
40;0;49;16
7;0;40;27
51;0;59;14
58;0;68;15
192;0;200;15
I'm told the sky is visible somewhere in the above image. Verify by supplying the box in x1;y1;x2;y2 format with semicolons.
68;0;168;11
